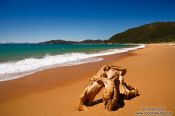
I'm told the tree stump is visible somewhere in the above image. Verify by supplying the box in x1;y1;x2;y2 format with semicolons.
77;65;138;111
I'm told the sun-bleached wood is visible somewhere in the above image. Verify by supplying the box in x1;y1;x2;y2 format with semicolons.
77;65;138;111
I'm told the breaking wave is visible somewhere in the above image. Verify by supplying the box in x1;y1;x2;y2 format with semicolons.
0;44;145;81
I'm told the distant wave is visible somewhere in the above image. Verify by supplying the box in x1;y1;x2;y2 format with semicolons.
0;44;145;81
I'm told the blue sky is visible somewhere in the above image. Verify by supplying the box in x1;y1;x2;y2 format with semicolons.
0;0;175;43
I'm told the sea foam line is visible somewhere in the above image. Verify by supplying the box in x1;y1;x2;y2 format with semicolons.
0;44;145;81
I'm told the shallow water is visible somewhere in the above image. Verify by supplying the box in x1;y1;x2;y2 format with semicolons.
0;43;145;81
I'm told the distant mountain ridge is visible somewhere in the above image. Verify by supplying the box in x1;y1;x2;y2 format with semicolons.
40;40;78;44
108;22;175;43
40;39;104;44
40;22;175;44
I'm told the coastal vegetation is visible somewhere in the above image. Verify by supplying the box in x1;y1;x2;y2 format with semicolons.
108;22;175;43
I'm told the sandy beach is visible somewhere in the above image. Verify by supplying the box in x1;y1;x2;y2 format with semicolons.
0;44;175;116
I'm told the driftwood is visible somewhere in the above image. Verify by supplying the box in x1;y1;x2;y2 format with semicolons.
77;65;138;111
97;77;119;111
77;65;107;111
118;73;139;100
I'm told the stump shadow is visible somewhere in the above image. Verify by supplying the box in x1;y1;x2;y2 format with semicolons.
113;94;140;111
91;98;103;106
90;94;140;111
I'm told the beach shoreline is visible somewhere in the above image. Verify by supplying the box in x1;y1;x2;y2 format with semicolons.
0;48;136;103
0;44;175;116
0;44;144;82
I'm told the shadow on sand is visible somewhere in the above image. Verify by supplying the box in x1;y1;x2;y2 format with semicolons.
91;94;140;111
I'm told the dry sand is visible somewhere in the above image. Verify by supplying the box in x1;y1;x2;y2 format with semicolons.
0;44;175;116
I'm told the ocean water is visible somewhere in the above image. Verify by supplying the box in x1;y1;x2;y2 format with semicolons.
0;43;145;81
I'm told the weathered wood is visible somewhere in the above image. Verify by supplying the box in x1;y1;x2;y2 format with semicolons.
77;65;137;111
118;72;139;100
77;65;109;111
97;77;119;111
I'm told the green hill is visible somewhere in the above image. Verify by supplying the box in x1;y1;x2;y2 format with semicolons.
108;22;175;43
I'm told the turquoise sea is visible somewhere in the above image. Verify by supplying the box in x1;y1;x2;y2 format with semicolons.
0;43;145;81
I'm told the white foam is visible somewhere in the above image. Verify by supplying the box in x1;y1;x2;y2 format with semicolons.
0;44;145;81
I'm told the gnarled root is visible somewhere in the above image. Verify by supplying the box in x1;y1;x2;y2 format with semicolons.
123;83;139;100
77;104;88;111
97;77;119;111
103;88;118;111
119;73;139;100
77;65;109;111
77;81;103;111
